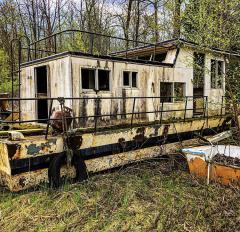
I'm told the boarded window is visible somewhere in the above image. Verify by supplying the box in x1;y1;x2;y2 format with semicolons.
211;60;223;89
160;82;173;102
98;70;110;90
193;53;205;88
81;68;95;89
174;83;185;101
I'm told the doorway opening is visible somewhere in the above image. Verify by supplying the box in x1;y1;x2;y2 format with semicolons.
35;66;48;123
193;53;205;115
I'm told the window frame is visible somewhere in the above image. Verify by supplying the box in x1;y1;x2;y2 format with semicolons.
160;82;173;103
98;69;111;91
81;67;111;92
123;70;138;88
193;52;205;88
160;82;185;103
174;82;185;102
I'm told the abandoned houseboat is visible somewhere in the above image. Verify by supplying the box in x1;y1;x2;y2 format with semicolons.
0;30;239;191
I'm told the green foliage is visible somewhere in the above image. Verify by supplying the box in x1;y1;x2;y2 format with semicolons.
0;49;11;93
226;58;240;100
182;0;240;50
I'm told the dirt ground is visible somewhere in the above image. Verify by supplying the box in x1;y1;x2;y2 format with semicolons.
0;160;239;232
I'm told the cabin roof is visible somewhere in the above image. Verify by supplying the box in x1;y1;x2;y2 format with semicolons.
21;51;175;68
111;38;240;58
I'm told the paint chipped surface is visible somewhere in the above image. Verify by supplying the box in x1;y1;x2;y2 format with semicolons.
186;155;240;186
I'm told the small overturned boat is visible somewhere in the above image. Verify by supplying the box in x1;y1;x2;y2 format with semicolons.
182;144;240;186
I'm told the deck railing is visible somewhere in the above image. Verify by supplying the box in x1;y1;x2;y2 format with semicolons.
0;96;228;134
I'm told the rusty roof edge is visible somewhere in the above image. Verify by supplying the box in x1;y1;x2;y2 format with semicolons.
172;38;240;57
111;38;240;57
21;51;174;68
21;51;71;67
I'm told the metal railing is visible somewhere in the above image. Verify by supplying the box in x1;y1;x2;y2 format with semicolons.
0;95;227;134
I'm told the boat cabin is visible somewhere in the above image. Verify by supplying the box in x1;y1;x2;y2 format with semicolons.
19;38;237;127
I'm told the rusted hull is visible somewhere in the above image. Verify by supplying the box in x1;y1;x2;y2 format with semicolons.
1;138;194;192
187;156;240;186
0;116;230;191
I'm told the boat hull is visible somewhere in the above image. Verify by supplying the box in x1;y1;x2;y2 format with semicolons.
186;154;240;186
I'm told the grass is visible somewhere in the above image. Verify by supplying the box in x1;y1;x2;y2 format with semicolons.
0;160;239;232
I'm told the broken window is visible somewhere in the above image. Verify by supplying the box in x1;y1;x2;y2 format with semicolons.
193;53;205;88
81;68;95;90
138;52;167;62
123;71;138;88
160;82;185;102
154;52;167;62
211;60;223;89
81;68;110;91
123;71;130;86
160;82;173;102
98;70;110;91
174;82;185;101
132;72;137;87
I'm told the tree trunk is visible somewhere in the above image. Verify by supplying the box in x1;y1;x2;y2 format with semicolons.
173;0;181;38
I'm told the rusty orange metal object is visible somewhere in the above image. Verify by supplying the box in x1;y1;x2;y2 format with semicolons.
187;155;240;186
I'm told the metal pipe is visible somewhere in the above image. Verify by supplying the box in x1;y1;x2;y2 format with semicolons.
0;96;207;101
131;97;136;129
160;101;164;124
94;98;100;134
45;99;53;139
29;29;154;47
184;96;188;121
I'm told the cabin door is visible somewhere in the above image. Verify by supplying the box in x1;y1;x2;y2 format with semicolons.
193;53;205;115
35;66;48;123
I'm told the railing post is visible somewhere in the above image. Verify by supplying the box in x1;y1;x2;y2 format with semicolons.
45;99;53;139
203;96;208;118
34;42;37;59
131;97;136;129
220;96;224;116
160;100;164;124
206;96;209;126
184;96;188;121
54;34;57;54
153;44;156;61
94;98;100;134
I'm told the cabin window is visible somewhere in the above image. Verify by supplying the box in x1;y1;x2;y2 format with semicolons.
98;70;110;91
81;68;95;90
155;52;167;62
160;82;185;102
132;72;137;87
81;68;110;91
174;82;185;101
123;71;130;86
160;82;173;102
123;71;138;88
211;60;223;89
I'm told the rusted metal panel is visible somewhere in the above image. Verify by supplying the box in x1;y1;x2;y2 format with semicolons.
5;138;196;191
0;116;226;162
187;156;240;186
0;143;11;176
